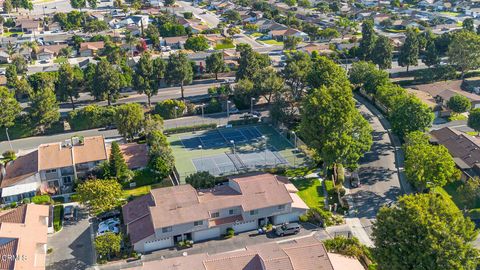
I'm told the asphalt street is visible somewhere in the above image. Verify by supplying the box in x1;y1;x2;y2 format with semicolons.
348;95;410;238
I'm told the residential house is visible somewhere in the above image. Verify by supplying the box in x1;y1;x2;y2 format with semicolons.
0;136;147;203
255;19;288;33
300;43;334;55
123;173;309;253
79;41;105;57
128;236;364;270
36;44;68;61
46;22;62;32
18;19;42;34
0;204;50;270
161;36;189;49
268;28;310;42
115;15;149;29
430;127;480;179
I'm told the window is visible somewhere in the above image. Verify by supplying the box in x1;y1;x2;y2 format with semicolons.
211;212;220;218
194;220;204;226
45;169;57;173
228;209;234;215
249;210;258;215
62;176;72;184
277;205;285;210
162;226;172;233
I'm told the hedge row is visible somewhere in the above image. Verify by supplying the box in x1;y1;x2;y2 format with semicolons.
164;123;217;134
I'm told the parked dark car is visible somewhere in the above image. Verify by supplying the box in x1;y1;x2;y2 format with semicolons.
350;172;360;188
63;205;75;221
275;223;300;236
97;209;120;221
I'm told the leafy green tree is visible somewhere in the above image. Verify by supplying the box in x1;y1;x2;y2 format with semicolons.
448;30;480;80
283;36;302;50
404;131;459;191
159;22;187;37
186;171;216;189
28;72;57;92
297;0;310;7
284;0;296;6
206;52;227;80
133;53;164;107
164;0;174;6
447;94;471;113
299;84;372;169
0;87;21;128
222;10;241;23
145;24;160;49
457;177;480;209
91;59;122;105
154;99;185;119
77;179;122;214
348;61;389;94
165;52;193;100
108;141;132;183
28;88;60;131
372;193;479;270
11;56;27;74
372;35;393;69
236;44;270;81
184;35;210;52
324;236;370;260
252;67;284;104
95;232;121;260
467;108;480;134
389;95;434;138
359;19;376;61
317;28;339;42
463;18;475;32
308;53;348;90
83;19;108;32
5;65;18;90
147;130;174;179
375;83;407;113
3;0;13;13
398;28;419;72
70;0;86;9
114;103;144;141
423;39;440;68
282;51;312;98
56;63;83;109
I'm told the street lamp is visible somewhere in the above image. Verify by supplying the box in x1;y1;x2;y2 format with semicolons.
174;106;179;119
226;100;231;120
291;131;297;149
250;97;255;114
230;140;235;154
262;135;267;166
5;128;13;151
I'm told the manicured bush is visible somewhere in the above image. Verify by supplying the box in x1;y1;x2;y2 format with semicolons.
21;198;30;204
68;105;116;131
204;98;223;114
225;228;235;238
2;150;16;162
10;202;17;208
164;123;217;134
32;195;52;205
53;196;65;204
53;205;64;232
154;100;186;119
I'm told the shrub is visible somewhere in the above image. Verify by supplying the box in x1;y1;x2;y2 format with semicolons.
2;150;16;162
68;105;116;131
10;202;17;208
299;214;309;222
32;195;52;205
164;123;217;134
204;98;223;114
183;12;193;19
21;198;31;204
53;196;65;204
225;228;235;238
53;205;64;232
70;194;80;202
154;100;186;119
186;171;216;189
47;248;53;254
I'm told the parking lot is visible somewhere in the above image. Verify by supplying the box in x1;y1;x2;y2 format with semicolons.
47;204;95;270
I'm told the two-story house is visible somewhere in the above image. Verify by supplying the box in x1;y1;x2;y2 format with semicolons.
0;136;148;203
123;173;309;253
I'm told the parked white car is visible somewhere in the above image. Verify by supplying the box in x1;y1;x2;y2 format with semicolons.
97;225;119;236
99;218;120;228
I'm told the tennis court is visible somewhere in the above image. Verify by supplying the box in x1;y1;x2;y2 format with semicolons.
168;124;307;182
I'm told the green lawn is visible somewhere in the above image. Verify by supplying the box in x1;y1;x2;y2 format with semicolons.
466;131;478;136
1;30;22;37
261;39;284;46
250;32;263;38
434;182;480;220
53;56;68;64
440;11;460;17
448;113;467;122
122;176;172;199
214;42;235;50
291;178;324;209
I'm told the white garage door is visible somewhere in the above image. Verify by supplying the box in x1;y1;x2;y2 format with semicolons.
144;237;173;252
273;213;299;225
233;220;257;233
193;227;220;242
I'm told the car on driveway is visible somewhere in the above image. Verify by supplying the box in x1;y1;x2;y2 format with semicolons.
99;218;120;228
97;209;120;221
97;225;119;236
275;223;300;237
63;205;75;221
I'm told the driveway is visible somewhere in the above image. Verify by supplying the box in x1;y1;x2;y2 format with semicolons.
98;223;329;270
47;205;95;270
